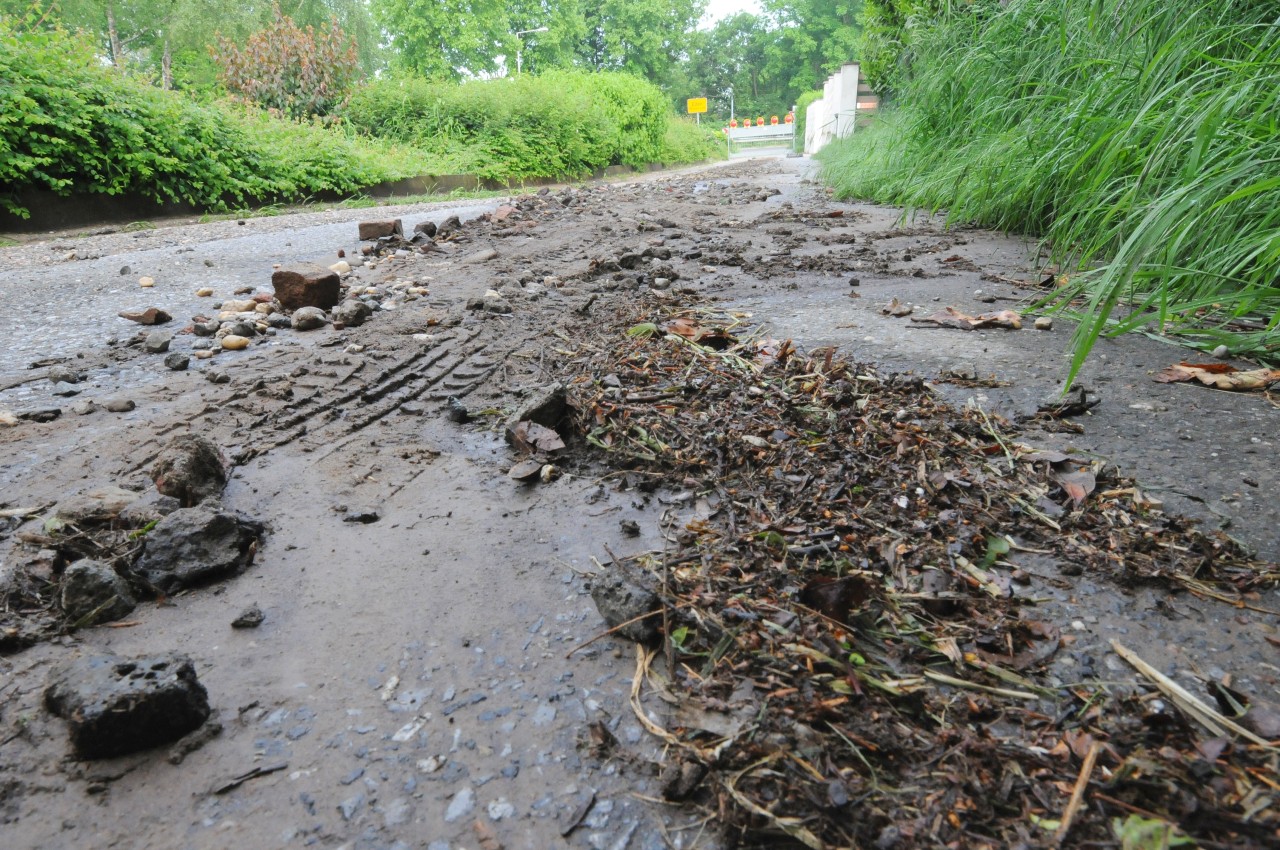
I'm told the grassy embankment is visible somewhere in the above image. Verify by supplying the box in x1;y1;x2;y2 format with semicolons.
1;22;723;222
820;0;1280;376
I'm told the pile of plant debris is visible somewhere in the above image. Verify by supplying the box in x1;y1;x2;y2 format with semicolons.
564;296;1279;848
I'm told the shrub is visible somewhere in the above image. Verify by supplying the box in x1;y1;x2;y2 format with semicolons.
345;69;706;180
213;5;360;121
0;20;430;218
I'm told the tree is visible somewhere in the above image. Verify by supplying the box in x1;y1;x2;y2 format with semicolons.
762;0;862;91
373;0;509;78
580;0;705;82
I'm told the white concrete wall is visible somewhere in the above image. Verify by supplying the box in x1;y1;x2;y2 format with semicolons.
804;63;863;156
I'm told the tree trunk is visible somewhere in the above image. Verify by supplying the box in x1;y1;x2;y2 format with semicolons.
162;39;173;90
106;5;122;67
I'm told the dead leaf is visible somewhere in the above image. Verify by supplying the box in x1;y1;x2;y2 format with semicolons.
882;297;914;318
1154;362;1280;391
1055;470;1096;507
473;820;504;850
510;420;565;455
799;575;872;625
911;306;1022;330
508;458;544;481
663;318;733;347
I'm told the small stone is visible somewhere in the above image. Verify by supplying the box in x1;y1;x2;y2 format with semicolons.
134;503;262;593
590;573;660;643
119;265;131;276
219;335;250;351
338;793;365;821
231;604;264;629
118;307;172;325
343;509;380;524
143;331;172;354
103;399;135;413
462;248;499;265
1212;344;1230;359
329;260;352;275
51;381;81;397
206;371;229;384
291;306;328;331
620;520;640;537
48;365;84;384
61;559;136;625
334;299;373;327
413;220;437;238
195;288;213;297
192;320;220;337
1034;316;1053;331
444;787;475;823
164;353;190;371
139;276;155;288
72;400;98;416
650;277;672;291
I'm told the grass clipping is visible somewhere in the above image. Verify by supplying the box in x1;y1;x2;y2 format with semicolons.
563;296;1279;849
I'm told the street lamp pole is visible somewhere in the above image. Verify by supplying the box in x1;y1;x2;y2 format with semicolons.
514;26;548;76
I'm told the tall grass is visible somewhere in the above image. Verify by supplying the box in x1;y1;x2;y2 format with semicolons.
822;0;1280;379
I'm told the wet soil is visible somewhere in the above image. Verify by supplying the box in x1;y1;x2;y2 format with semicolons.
0;157;1276;849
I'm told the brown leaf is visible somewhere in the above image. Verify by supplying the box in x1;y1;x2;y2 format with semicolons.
1154;362;1280;391
1056;470;1096;507
473;820;504;850
510;420;565;455
882;297;914;318
508;458;544;481
799;575;872;625
911;306;1022;330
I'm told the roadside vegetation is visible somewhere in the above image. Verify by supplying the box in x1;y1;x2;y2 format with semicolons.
0;2;726;222
825;0;1280;374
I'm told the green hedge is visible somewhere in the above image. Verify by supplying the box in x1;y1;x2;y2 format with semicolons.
0;21;434;218
345;69;717;181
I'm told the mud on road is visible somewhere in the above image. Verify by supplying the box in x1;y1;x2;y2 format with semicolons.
1;157;1277;849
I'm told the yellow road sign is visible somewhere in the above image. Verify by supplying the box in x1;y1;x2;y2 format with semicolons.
686;97;708;114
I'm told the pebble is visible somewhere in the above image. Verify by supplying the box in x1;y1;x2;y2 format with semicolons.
104;399;136;413
219;335;250;351
143;331;172;353
49;365;84;384
1034;316;1053;330
51;381;81;397
195;288;213;297
1212;344;1230;359
444;787;475;822
71;400;98;416
164;353;190;371
206;371;230;384
231;604;264;629
139;276;155;288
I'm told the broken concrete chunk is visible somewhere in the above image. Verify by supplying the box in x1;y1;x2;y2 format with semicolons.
504;384;567;444
358;219;403;241
134;503;263;593
272;263;341;311
413;220;437;238
151;434;226;507
61;559;136;625
44;652;211;759
589;573;661;643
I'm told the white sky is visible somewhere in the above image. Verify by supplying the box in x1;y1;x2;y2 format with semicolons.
700;0;763;28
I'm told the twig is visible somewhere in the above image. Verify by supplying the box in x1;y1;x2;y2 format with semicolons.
1110;640;1276;748
564;610;662;658
1054;740;1099;846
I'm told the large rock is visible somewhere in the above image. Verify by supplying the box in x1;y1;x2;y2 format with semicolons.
358;219;403;240
44;652;211;759
151;434;226;507
61;559;136;625
272;264;341;311
134;503;262;593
